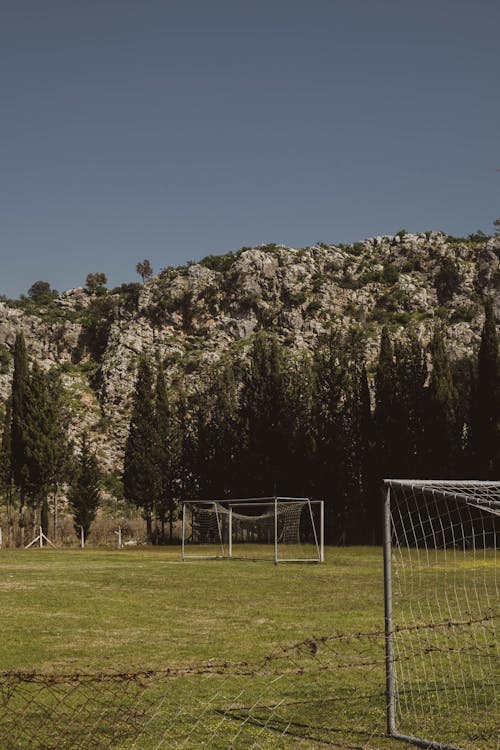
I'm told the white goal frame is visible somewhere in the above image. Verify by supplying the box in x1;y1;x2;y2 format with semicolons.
383;479;499;750
181;497;324;564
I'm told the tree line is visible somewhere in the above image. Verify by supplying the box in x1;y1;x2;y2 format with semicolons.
123;300;499;544
0;333;100;545
0;301;498;545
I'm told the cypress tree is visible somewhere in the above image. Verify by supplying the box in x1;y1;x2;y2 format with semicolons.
11;333;29;515
123;358;157;540
423;328;457;478
311;330;353;543
196;360;240;500
374;326;398;478
23;362;64;534
69;433;101;543
23;363;66;534
469;299;500;476
393;331;427;477
239;332;288;495
281;351;315;497
154;363;180;541
0;401;14;541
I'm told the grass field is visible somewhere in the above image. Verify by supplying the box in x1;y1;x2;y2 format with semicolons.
0;546;497;749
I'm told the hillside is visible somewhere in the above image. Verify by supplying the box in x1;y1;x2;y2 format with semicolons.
0;230;499;473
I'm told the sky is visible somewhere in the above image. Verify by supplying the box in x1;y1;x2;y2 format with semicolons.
1;0;499;299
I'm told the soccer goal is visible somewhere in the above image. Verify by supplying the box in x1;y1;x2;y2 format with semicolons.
181;497;324;563
383;480;499;750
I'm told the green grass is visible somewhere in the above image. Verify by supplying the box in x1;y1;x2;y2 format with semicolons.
0;546;383;673
0;547;496;749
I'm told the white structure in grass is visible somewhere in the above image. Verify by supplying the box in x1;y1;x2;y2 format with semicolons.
181;497;324;564
383;480;499;750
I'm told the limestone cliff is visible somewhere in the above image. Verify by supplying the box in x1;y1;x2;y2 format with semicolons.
1;231;498;473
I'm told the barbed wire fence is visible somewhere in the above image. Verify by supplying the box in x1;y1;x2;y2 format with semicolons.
0;616;497;750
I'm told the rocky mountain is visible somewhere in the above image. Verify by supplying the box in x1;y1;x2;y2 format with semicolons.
1;231;499;474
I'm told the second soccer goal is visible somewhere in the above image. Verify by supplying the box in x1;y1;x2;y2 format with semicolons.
181;497;324;564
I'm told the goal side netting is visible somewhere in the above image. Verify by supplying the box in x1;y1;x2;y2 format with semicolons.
383;480;499;750
181;497;324;563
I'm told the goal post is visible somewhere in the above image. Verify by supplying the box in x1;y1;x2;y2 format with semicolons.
383;479;499;750
181;497;324;564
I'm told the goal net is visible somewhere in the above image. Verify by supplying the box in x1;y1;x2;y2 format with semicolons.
181;497;324;563
383;480;499;750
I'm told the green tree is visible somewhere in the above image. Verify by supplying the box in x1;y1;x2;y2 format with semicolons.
123;359;157;539
69;433;101;543
311;329;366;543
22;364;67;535
392;331;427;477
239;333;288;495
374;326;398;478
435;258;461;304
154;364;180;542
85;272;108;294
0;401;14;539
196;360;241;500
136;259;153;283
423;328;458;477
28;281;57;302
469;299;499;476
10;333;30;525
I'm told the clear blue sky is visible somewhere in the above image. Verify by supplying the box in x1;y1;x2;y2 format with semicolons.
1;0;499;298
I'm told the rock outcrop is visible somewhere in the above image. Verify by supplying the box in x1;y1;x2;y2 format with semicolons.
0;232;498;473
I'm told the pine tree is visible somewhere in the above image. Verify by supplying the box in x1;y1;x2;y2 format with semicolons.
123;358;158;540
68;433;101;543
469;299;500;476
423;328;458;478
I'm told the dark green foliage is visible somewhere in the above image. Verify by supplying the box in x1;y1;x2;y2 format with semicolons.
468;299;500;476
154;364;181;541
392;332;427;477
382;263;399;284
111;283;142;312
136;259;153;283
11;333;29;504
123;359;158;539
0;346;11;375
450;304;476;323
85;273;108;294
238;333;289;495
374;327;398;478
435;257;461;304
22;364;68;532
423;328;458;477
195;361;240;501
0;401;13;497
80;295;119;362
28;281;57;302
199;251;241;273
68;433;101;540
311;329;370;543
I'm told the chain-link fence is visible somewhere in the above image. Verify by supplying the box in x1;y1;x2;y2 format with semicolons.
1;619;497;750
